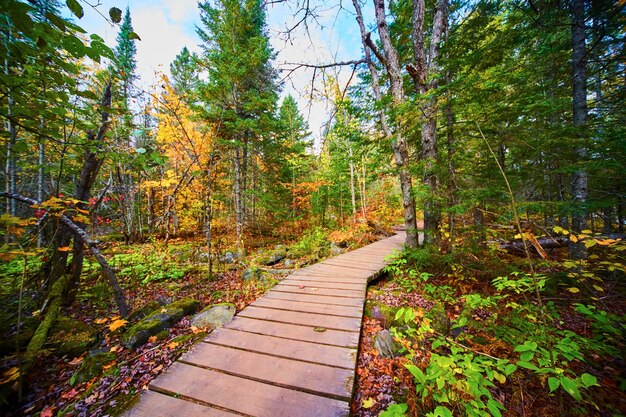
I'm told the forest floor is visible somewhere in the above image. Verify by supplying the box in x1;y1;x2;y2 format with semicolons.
0;223;393;417
1;224;625;417
350;233;626;417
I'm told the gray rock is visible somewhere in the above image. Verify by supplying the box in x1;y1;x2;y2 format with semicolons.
122;298;200;349
191;303;236;330
243;268;262;280
374;329;401;359
283;259;294;268
222;251;238;264
265;252;286;266
330;242;344;255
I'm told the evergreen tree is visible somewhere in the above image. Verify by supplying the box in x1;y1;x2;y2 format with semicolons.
170;46;198;102
114;7;137;101
196;0;278;245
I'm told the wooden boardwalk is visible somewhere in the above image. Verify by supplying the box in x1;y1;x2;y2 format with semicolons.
124;231;405;417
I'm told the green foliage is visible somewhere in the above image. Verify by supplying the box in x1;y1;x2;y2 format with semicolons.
288;227;329;259
108;252;191;285
380;402;408;417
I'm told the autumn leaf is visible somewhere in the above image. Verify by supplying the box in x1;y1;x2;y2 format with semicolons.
67;357;83;366
94;317;109;324
190;326;204;334
0;367;20;385
166;341;179;349
109;319;128;332
567;287;580;293
40;407;55;417
57;246;71;252
110;345;122;353
148;336;158;343
61;388;80;399
362;397;376;409
313;327;326;332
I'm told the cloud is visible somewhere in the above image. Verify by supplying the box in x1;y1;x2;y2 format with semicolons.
132;2;201;86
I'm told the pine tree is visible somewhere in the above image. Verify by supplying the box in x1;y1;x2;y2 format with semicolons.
196;0;278;245
114;7;137;102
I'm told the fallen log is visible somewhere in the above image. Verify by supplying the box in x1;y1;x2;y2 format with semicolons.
0;192;128;316
498;233;625;255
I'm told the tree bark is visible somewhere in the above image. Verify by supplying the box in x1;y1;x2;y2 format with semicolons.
65;84;112;306
570;0;589;259
419;0;448;245
365;0;419;247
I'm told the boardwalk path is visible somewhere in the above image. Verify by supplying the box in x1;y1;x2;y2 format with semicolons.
124;231;405;417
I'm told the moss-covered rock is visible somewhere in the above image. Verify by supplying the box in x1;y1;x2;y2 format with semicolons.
426;302;451;335
121;298;200;349
74;351;116;385
364;300;402;329
127;300;161;322
190;303;235;330
47;316;97;358
0;316;39;356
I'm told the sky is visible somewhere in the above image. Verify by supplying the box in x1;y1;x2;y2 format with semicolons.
78;0;374;144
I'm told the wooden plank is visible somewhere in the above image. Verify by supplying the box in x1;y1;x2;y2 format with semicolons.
281;278;365;291
252;297;363;318
238;305;361;332
264;290;364;307
272;283;365;298
180;343;355;400
121;391;239;417
151;362;350;417
287;272;367;283
204;327;358;369
320;258;385;269
298;265;367;276
224;316;360;347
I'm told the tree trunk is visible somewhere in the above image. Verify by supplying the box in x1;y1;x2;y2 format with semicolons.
233;146;244;247
349;146;357;221
368;0;419;247
570;0;589;259
64;84;113;306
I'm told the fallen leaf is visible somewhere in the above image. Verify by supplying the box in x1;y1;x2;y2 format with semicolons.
313;327;326;332
109;319;128;332
67;357;83;366
362;397;376;409
0;367;20;385
94;317;109;324
40;407;55;417
57;246;71;252
166;341;179;349
148;336;158;343
152;365;163;373
61;388;80;399
190;326;204;334
299;285;305;289
110;345;122;353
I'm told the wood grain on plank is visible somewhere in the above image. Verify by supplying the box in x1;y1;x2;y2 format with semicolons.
264;290;365;307
252;296;363;318
203;327;358;369
223;316;360;347
121;390;240;417
238;305;361;332
180;343;355;400
151;362;350;417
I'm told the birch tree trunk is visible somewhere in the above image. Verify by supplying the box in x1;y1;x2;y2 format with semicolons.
356;0;419;247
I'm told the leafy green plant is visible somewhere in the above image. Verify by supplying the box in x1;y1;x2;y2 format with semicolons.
380;402;408;417
405;341;514;417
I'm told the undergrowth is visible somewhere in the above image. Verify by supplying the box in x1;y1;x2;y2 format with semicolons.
379;228;626;417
